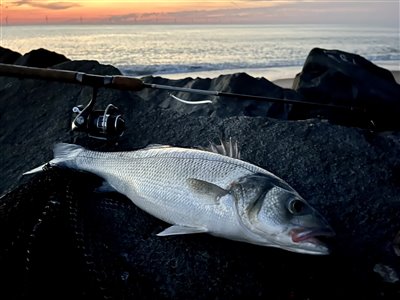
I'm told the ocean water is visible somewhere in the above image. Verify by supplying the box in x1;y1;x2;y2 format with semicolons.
1;24;399;80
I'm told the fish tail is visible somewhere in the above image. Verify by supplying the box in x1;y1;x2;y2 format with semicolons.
23;143;85;175
52;143;85;165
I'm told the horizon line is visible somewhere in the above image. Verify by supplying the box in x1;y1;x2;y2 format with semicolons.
1;21;398;27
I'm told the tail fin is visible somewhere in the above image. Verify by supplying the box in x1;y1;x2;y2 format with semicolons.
23;143;85;175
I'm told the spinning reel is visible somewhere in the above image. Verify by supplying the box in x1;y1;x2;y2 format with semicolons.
71;88;125;141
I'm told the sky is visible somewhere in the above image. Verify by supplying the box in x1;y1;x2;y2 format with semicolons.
0;0;399;26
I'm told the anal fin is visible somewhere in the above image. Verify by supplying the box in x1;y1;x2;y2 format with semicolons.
157;224;208;236
95;181;118;193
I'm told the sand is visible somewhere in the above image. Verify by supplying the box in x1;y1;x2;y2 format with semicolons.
272;70;400;89
271;78;294;88
392;70;400;84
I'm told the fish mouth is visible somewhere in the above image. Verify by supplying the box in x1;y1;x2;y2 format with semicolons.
290;227;335;246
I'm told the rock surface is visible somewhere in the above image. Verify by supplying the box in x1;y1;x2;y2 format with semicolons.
14;48;70;68
0;47;22;64
292;48;400;130
138;73;299;119
0;48;400;299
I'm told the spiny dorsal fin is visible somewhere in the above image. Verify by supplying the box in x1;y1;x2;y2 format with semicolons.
206;138;240;159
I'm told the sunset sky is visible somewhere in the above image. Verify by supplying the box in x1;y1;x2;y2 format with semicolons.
1;0;399;26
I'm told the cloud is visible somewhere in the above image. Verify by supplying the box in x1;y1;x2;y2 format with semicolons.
12;0;80;10
104;0;397;26
108;12;168;23
109;13;140;23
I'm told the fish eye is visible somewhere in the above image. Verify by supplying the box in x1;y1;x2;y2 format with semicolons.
287;199;305;215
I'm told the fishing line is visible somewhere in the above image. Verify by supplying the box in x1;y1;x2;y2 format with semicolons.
169;93;213;105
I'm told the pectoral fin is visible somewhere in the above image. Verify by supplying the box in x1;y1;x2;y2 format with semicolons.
157;225;208;236
187;178;228;204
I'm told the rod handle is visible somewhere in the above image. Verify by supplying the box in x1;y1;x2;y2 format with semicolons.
0;63;77;83
111;76;145;91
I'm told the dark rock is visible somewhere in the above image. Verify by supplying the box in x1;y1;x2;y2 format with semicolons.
292;48;400;130
15;48;70;68
138;72;299;118
373;264;400;283
54;59;122;75
0;47;22;64
394;231;400;256
1;58;400;299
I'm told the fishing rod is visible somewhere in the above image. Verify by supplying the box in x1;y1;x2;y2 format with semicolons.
0;63;365;140
0;63;363;109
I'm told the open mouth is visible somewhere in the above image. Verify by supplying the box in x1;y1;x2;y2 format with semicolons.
290;228;335;245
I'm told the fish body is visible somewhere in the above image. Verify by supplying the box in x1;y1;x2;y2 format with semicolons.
25;142;334;255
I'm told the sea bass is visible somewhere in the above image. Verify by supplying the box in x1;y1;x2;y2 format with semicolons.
25;142;334;255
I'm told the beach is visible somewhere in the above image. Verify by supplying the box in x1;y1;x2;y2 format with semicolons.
272;70;400;89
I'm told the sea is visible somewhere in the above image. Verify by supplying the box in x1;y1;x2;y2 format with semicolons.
1;24;399;80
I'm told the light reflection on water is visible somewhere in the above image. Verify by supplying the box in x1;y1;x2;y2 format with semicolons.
1;24;399;78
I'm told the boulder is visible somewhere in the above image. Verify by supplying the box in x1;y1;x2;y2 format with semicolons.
0;47;21;64
15;48;70;68
292;48;400;130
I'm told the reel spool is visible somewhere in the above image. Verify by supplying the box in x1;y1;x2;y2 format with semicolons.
72;88;125;141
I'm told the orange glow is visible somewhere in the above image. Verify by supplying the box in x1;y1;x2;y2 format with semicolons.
0;1;397;26
1;1;252;25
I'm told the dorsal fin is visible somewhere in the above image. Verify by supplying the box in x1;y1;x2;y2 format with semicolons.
142;140;240;159
143;144;171;150
206;138;240;159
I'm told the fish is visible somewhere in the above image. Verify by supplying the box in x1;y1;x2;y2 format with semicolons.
24;141;334;255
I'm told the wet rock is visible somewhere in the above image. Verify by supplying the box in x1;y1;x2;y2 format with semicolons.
292;48;400;130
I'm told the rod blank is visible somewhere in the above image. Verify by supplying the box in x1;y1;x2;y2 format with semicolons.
0;63;364;112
